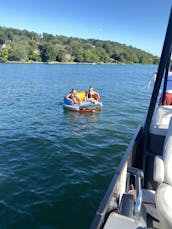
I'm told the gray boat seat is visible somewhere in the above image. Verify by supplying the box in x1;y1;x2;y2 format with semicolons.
103;212;144;229
142;189;158;220
127;188;158;220
153;117;172;229
150;105;172;136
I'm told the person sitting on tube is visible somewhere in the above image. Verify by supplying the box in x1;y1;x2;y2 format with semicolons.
66;89;80;104
86;86;100;102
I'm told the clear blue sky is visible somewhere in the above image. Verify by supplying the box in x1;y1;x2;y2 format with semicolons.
0;0;171;56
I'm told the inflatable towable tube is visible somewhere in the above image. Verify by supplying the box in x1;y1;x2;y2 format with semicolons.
63;91;102;112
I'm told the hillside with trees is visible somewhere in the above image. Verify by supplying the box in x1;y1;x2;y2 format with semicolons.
0;26;159;64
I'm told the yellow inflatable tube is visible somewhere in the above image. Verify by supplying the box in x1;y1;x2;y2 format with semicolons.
76;91;86;101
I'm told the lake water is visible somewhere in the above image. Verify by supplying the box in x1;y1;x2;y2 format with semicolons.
0;63;156;228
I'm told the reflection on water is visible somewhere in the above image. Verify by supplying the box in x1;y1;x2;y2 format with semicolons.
63;110;101;136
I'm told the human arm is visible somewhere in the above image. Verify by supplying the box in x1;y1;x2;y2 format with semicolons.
66;93;73;102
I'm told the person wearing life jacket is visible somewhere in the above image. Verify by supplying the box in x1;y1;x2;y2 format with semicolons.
86;86;100;102
159;66;172;105
66;89;80;104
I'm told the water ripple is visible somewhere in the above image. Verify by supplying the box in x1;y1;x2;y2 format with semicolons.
0;63;156;228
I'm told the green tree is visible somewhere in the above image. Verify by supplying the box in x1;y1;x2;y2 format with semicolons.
41;43;57;62
8;43;29;61
0;26;160;64
56;50;67;62
95;48;110;62
153;57;160;64
131;53;139;63
139;55;153;64
28;49;41;61
0;32;6;45
0;48;8;62
83;50;99;63
74;50;84;62
43;33;55;42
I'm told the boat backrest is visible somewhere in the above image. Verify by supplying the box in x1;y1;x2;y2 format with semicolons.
103;212;142;229
154;117;172;184
150;105;172;136
153;117;172;229
162;117;172;185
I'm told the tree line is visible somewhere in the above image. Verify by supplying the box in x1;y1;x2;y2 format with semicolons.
0;26;159;64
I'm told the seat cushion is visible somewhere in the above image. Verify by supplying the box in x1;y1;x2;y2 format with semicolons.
103;212;143;229
156;183;172;228
163;137;172;185
162;117;172;185
153;156;164;183
142;189;159;220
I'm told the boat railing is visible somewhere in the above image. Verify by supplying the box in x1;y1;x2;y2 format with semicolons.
90;126;143;229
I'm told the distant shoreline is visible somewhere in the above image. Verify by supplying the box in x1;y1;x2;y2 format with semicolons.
2;61;118;65
1;61;153;65
0;27;159;65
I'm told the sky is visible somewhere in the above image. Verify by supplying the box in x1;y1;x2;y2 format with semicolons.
0;0;171;56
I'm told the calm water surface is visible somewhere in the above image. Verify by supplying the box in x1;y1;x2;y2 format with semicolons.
0;63;156;228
